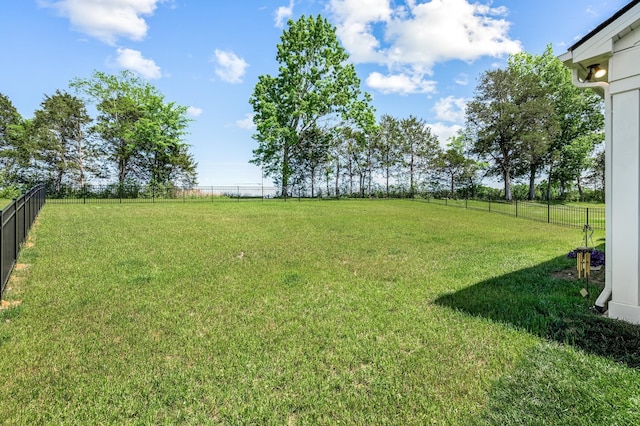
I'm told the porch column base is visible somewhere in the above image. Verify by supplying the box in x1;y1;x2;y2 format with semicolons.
608;302;640;325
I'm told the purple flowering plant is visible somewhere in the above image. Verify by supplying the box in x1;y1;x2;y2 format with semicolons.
567;248;605;267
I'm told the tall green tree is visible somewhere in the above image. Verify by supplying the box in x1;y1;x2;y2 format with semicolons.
71;70;196;187
287;125;331;197
249;14;374;196
0;93;32;186
466;67;554;201
508;45;603;201
33;90;96;191
372;114;403;196
435;134;471;198
135;95;197;186
398;116;439;196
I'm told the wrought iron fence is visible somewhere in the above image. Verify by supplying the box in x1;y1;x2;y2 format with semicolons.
1;184;46;299
44;184;605;230
425;198;605;230
46;184;280;203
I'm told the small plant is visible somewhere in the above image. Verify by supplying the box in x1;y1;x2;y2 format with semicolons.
0;186;22;199
567;248;605;267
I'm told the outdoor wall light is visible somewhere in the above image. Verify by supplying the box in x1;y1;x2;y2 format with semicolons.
585;64;607;81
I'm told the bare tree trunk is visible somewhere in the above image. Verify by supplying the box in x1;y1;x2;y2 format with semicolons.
334;160;340;198
528;167;536;200
310;167;315;198
577;176;584;201
504;169;512;201
450;174;455;198
545;163;554;201
385;166;390;197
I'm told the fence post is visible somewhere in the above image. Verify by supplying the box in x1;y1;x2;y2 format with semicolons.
586;207;589;226
547;202;551;224
13;199;18;265
22;197;26;246
515;200;518;218
0;209;3;299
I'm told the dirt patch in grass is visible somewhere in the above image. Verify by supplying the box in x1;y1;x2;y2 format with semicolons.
551;265;604;288
0;299;22;310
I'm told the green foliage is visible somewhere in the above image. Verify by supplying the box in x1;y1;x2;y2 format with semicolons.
509;45;604;201
0;185;21;199
33;90;97;190
465;45;604;202
250;15;374;195
0;93;35;186
71;70;197;187
467;65;555;201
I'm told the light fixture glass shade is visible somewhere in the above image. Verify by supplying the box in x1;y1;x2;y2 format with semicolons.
594;67;607;79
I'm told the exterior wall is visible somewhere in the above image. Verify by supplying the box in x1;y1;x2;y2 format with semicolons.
608;89;640;323
563;5;640;324
607;41;640;323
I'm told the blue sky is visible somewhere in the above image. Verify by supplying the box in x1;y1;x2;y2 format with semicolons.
0;0;631;186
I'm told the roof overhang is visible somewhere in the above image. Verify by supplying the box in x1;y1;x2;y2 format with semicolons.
561;0;640;82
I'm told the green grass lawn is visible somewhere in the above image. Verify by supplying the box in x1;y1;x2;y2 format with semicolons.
1;200;638;424
0;199;13;210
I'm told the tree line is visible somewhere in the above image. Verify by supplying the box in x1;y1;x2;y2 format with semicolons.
251;16;605;202
0;70;197;197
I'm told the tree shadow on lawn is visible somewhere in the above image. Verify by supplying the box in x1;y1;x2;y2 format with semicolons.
434;251;640;369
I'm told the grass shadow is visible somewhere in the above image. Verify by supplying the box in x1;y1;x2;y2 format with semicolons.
434;250;640;369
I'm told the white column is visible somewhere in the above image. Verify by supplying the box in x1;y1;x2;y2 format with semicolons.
608;89;640;323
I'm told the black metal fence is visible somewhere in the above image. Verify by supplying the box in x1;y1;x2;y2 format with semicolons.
426;198;605;230
46;184;279;203
1;185;46;299
44;184;605;230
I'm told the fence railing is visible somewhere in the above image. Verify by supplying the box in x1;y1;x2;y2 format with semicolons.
425;198;605;230
46;184;280;203
44;184;605;230
1;184;46;299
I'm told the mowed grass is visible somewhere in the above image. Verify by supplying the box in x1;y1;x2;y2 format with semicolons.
1;200;639;424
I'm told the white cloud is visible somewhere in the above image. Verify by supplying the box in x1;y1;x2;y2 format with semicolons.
433;96;467;123
428;122;463;148
330;0;522;94
40;0;164;45
455;73;469;86
366;71;436;95
275;0;294;28
213;49;248;84
236;113;255;130
187;106;203;117
115;48;161;79
330;0;392;63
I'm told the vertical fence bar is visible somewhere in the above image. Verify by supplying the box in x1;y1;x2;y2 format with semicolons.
1;185;46;300
13;199;18;268
0;209;3;299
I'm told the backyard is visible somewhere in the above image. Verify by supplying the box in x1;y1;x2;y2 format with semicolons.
0;200;638;424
